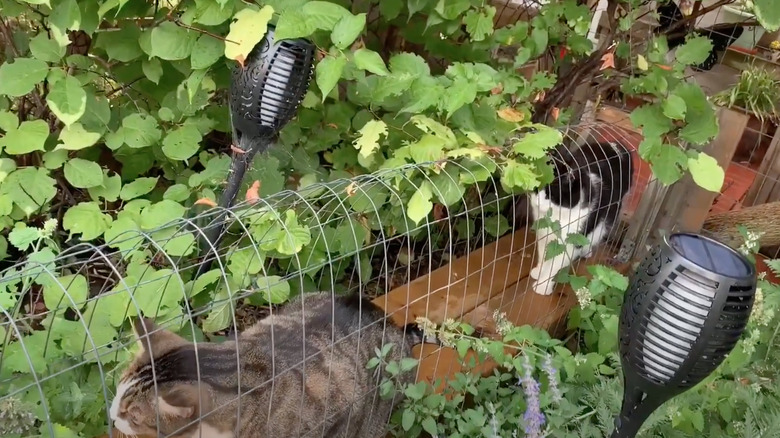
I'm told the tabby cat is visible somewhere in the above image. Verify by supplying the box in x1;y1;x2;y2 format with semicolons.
109;292;420;438
528;140;634;295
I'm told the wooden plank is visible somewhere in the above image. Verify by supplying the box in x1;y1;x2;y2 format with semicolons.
655;108;749;234
371;228;535;328
595;105;639;133
409;242;634;395
745;126;780;206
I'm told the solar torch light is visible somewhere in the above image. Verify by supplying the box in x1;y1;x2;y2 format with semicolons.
612;232;757;438
198;24;314;271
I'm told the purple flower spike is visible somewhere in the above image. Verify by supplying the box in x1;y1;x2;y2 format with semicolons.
542;354;563;404
520;355;545;438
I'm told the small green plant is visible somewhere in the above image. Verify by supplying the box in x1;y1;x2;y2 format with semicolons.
713;65;780;122
374;227;780;437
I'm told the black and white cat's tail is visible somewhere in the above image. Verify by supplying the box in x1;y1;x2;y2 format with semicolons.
402;323;441;347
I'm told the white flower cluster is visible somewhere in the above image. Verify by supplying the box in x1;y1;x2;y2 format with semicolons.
749;288;775;327
575;286;592;308
738;230;764;256
741;328;761;356
493;310;513;337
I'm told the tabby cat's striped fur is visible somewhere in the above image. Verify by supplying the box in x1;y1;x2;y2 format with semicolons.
109;292;418;438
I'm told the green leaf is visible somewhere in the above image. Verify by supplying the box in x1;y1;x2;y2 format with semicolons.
250;276;291;305
353;48;389;76
407;183;433;225
662;94;687;120
353;119;387;162
45;75;87;126
647;144;688;185
191;34;224;69
401;409;416;430
530;27;549;57
0;167;57;216
48;0;81;45
95;25;143;62
429;167;465;206
41;273;85;310
408;0;430;16
400;76;443;113
512;125;563;159
389;52;430;76
630;104;674;138
501;159;540;191
162;124;203;161
442;78;477;117
435;0;469;19
119;113;162;148
273;9;319;41
56;122;101;150
142;58;163;84
151;21;198;61
276;210;311;255
421;417;438;436
88;171;122;202
64;158;103;188
755;0;780;32
0;119;49;155
164;184;191;202
29;33;66;62
8;224;41;251
316;53;347;101
63;202;112;241
119;177;159;200
380;0;403;20
331;13;366;49
675;36;714;66
190;0;234;26
463;6;495;42
688;152;724;192
0;110;17;132
675;83;718;145
224;5;274;61
140;200;187;230
0;57;49;97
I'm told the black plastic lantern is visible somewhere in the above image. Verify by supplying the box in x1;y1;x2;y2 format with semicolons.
613;233;757;438
198;25;314;273
222;24;315;208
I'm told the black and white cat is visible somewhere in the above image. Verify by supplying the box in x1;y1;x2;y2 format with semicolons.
528;141;634;295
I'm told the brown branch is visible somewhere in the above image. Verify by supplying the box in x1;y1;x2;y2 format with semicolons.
663;0;735;36
532;0;620;123
172;19;238;44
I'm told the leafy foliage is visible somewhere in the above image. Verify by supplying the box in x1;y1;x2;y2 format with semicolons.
0;0;760;436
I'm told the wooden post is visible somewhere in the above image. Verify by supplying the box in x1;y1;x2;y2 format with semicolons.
744;127;780;206
653;108;749;235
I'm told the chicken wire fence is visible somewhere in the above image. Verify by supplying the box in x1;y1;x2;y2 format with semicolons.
0;120;660;437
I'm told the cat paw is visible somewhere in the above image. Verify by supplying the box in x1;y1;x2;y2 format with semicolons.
530;266;541;280
532;279;555;296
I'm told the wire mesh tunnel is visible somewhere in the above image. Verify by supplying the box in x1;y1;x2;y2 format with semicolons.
0;120;668;437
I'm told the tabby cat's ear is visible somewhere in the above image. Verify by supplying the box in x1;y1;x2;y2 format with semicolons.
158;383;212;418
132;317;187;354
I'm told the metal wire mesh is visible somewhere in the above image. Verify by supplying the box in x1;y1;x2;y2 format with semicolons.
0;120;659;437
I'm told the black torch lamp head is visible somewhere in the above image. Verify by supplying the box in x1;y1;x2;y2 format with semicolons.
229;24;315;154
613;232;757;438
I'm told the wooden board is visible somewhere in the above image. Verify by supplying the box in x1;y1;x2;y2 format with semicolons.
655;108;749;234
745;126;780;206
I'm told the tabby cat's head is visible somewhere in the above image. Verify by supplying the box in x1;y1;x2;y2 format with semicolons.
109;318;219;437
